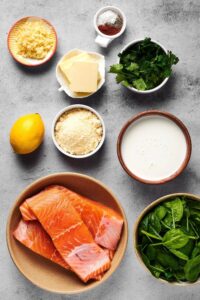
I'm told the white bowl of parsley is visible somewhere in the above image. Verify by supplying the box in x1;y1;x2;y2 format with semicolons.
110;38;179;94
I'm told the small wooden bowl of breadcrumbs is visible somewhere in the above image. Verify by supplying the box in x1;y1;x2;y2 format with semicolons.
52;105;105;158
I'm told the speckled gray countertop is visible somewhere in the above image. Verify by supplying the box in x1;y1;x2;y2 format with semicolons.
1;0;200;299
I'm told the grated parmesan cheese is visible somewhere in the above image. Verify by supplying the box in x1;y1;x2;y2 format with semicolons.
54;108;103;155
15;20;55;59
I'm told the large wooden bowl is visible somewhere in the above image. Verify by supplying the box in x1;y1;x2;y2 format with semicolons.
7;173;128;294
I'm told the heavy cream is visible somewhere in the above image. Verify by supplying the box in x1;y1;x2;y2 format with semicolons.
121;115;187;181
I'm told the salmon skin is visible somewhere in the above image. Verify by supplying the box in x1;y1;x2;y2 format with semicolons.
13;219;69;269
25;187;111;283
20;185;124;251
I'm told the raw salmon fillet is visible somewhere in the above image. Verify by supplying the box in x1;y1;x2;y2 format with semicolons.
61;187;124;251
13;219;69;269
25;187;111;282
20;201;36;221
13;220;105;280
20;185;124;251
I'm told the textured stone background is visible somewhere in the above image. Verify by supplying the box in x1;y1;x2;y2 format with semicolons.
1;0;200;299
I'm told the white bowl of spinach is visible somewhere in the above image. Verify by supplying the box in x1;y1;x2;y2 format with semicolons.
134;193;200;284
109;38;179;93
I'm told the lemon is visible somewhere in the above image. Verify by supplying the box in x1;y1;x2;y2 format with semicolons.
10;113;45;154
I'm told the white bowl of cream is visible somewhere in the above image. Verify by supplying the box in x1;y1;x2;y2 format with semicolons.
117;111;192;184
52;105;105;159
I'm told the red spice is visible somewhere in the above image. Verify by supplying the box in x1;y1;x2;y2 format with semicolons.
98;24;121;36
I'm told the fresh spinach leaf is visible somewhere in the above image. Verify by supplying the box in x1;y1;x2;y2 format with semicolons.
154;205;167;220
141;230;162;241
164;198;184;223
178;239;195;257
190;209;200;219
168;249;189;261
138;196;200;283
146;244;156;261
162;212;173;229
138;215;149;235
184;255;200;282
152;229;190;249
174;270;186;281
191;242;200;258
149;212;161;233
164;270;174;281
157;249;179;270
188;200;200;210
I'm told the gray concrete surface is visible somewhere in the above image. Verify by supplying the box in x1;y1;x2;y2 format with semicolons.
1;0;200;299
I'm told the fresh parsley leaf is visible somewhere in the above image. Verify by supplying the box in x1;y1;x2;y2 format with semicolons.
121;80;130;87
133;78;146;91
126;62;139;71
110;37;179;91
109;64;123;73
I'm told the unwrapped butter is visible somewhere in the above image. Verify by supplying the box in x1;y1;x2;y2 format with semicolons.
66;61;98;93
58;52;100;93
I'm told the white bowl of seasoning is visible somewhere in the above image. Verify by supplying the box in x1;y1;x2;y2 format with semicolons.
56;49;105;99
117;110;192;184
94;6;126;48
52;104;105;159
119;39;170;94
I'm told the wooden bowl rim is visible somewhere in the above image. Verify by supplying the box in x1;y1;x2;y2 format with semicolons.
117;110;192;184
7;16;57;67
133;192;200;286
6;172;128;294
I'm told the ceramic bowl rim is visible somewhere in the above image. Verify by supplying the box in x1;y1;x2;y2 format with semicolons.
117;110;192;184
93;6;126;39
133;192;200;286
51;104;106;159
118;38;170;94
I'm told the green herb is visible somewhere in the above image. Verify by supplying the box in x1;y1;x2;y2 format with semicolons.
137;197;200;283
168;249;189;261
156;249;179;270
154;205;167;220
109;37;179;91
146;244;156;261
152;228;190;249
191;242;200;258
184;255;200;281
164;198;184;223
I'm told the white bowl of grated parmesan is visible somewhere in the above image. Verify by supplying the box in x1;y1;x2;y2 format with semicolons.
52;105;105;158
